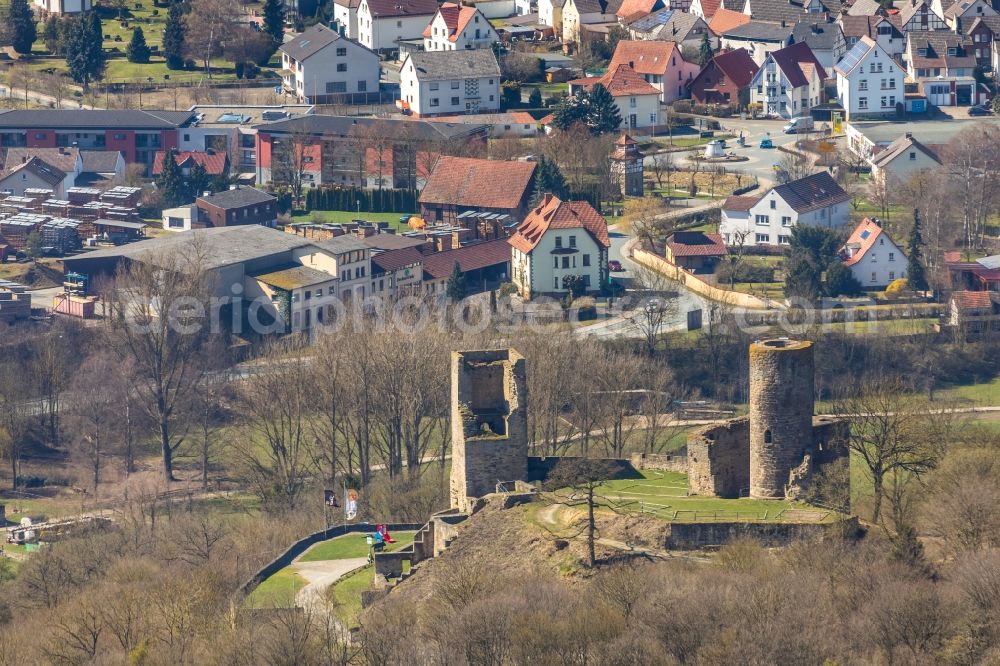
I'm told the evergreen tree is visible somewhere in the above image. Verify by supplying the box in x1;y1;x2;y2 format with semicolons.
585;84;622;135
126;26;151;64
531;156;568;205
446;262;466;301
8;0;38;55
551;92;589;131
187;160;210;200
262;0;285;47
163;2;186;70
825;261;863;297
157;151;187;208
528;86;542;107
698;32;713;66
907;209;929;292
65;11;105;88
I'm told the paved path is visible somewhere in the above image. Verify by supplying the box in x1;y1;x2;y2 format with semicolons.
293;556;369;612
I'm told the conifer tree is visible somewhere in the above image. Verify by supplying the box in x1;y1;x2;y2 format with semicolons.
698;32;713;66
157;151;187;208
65;11;105;88
8;0;38;55
126;26;151;64
446;262;466;301
163;2;186;70
585;84;622;135
907;209;929;291
262;0;285;46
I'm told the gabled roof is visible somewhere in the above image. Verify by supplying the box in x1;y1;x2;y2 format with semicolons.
600;63;663;95
404;49;501;81
196;185;275;209
422;3;485;41
616;0;662;20
254;114;488;142
699;0;723;18
608;40;685;76
80;150;123;175
846;0;882;15
419;156;536;210
363;0;438;17
897;0;935;26
371;246;424;274
0;109;195;130
952;289;995;310
568;0;623;14
4;147;79;174
869;133;941;168
722;19;793;40
906;32;976;69
744;0;835;24
771;171;849;213
840;218;901;266
722;194;761;211
508;193;610;253
667;231;727;257
630;5;674;30
152;150;229;176
792;20;843;50
944;0;983;18
768;41;827;86
709;7;752;33
280;24;372;61
708;47;760;86
834;35;877;75
422;239;511;279
838;14;902;39
0;157;66;186
648;11;707;41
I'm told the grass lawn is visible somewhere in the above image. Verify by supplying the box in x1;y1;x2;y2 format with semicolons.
733;282;785;300
299;530;415;562
936;375;1000;405
291;210;417;233
592;469;838;523
245;566;307;608
328;565;375;627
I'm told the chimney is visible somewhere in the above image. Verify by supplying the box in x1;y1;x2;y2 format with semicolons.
905;132;912;139
781;19;786;26
542;192;554;206
629;60;635;67
21;156;27;164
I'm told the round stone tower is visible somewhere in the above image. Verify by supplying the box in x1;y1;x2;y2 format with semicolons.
748;339;815;498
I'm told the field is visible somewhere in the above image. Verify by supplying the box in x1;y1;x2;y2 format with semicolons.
246;567;307;608
587;469;838;523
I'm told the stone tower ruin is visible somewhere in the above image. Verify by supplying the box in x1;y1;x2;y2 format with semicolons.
449;349;529;513
687;338;849;506
749;339;815;498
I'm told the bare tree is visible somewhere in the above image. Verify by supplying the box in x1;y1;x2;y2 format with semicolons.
629;266;679;355
543;458;625;567
648;152;672;191
184;0;242;77
271;127;314;207
103;242;216;482
65;351;122;493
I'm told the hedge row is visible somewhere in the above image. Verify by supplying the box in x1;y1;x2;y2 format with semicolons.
303;187;418;214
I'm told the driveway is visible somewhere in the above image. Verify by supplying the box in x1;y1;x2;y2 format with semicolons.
293;556;369;611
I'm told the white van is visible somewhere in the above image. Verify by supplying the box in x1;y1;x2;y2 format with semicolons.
783;116;814;133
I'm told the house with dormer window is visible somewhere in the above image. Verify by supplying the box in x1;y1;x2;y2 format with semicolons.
840;218;907;288
904;32;986;106
939;0;995;31
423;3;498;51
749;41;826;118
606;40;700;103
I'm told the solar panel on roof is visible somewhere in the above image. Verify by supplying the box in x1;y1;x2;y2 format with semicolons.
860;229;871;240
837;40;868;74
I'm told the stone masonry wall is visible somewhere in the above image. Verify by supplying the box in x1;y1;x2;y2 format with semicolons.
664;519;856;550
450;350;529;512
687;418;750;498
630;452;688;474
749;340;815;498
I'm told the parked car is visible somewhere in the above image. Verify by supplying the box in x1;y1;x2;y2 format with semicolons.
969;105;993;116
759;137;774;149
608;260;624;272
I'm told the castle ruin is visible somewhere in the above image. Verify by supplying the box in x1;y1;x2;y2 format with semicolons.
688;339;849;504
449;349;529;513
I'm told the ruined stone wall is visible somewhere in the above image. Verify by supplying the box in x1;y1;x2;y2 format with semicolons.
630;452;688;474
664;518;856;550
749;340;815;498
450;350;529;512
687;418;750;498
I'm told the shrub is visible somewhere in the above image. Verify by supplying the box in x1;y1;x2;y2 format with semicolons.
884;278;912;299
672;100;692;114
716;260;776;285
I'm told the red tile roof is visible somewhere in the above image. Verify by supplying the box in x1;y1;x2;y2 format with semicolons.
770;41;827;88
153;150;229;176
422;238;512;279
418;156;536;210
365;0;438;17
609;40;683;77
709;8;751;34
722;194;760;211
570;63;661;97
699;0;722;18
616;0;661;18
422;3;481;41
840;218;886;267
508;193;610;254
667;231;727;257
708;47;759;87
371;246;424;274
953;290;995;310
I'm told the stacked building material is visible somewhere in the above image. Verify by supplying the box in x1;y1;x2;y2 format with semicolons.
41;217;82;254
66;187;102;204
0;215;44;250
99;186;142;207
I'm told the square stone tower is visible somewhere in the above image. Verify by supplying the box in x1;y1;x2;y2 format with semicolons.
449;349;529;512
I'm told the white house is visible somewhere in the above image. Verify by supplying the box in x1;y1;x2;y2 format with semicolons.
423;3;498;51
791;21;846;73
514;0;534;15
0;157;71;197
840;218;907;288
904;33;985;106
280;24;380;103
162;205;195;233
940;0;995;30
508;193;610;299
539;0;566;29
399;49;501;117
868;133;943;184
606;40;700;104
720;21;793;66
838;15;905;60
469;0;518;18
834;36;904;119
568;64;662;129
358;0;439;52
33;0;91;15
749;41;825;118
720;171;851;247
333;0;362;38
896;0;947;32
